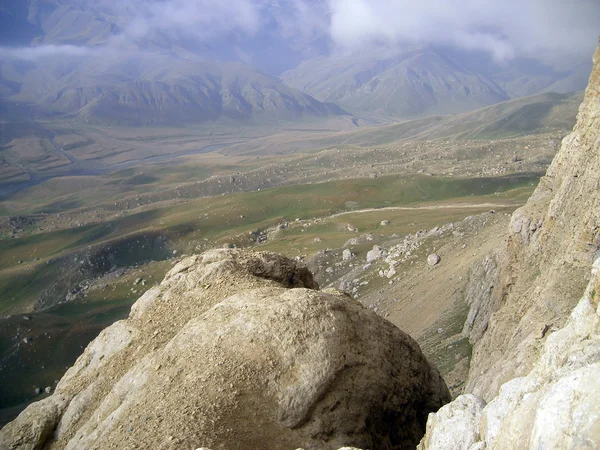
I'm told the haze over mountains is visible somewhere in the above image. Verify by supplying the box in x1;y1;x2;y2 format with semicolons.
0;0;598;125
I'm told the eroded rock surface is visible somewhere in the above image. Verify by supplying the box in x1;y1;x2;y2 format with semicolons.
419;43;600;449
1;249;449;450
464;43;600;400
419;258;600;449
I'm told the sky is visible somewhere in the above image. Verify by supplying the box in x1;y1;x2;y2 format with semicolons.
1;0;599;68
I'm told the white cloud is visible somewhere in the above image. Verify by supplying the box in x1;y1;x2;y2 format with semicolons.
98;0;262;43
0;44;95;60
326;0;600;64
2;0;598;67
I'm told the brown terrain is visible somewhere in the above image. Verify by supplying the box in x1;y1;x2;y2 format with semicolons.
0;33;598;450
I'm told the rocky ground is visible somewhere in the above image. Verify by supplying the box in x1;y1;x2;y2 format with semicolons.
0;49;593;450
300;210;511;397
0;132;558;237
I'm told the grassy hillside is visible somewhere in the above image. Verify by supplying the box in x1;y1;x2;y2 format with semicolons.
222;91;580;155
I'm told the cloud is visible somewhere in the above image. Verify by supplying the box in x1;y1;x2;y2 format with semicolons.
0;44;95;60
2;0;598;67
326;0;600;64
97;0;263;43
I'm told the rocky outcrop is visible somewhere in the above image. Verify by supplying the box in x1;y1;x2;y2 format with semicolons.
418;42;600;448
419;258;600;449
1;249;449;450
464;42;600;400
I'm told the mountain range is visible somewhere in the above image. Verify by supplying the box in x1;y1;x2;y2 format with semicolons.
1;51;344;126
0;0;593;125
282;46;591;120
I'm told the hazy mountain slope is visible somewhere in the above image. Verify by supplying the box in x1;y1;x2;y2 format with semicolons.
0;1;345;125
413;91;583;140
7;0;326;75
282;45;591;121
220;90;581;156
282;47;510;119
0;52;345;125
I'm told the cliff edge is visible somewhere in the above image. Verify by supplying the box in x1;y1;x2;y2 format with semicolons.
418;42;600;449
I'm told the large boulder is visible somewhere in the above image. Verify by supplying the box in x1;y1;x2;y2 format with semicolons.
1;249;449;450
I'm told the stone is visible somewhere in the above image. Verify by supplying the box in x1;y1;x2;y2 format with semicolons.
427;254;441;266
342;249;353;261
417;394;485;450
366;245;386;263
44;386;52;394
1;249;449;450
380;220;390;226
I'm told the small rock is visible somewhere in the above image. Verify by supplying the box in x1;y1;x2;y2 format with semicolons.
381;220;390;226
367;245;386;263
34;387;41;395
427;254;441;266
342;249;353;261
44;386;52;394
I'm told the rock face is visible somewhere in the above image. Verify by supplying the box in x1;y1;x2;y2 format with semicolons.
419;259;600;449
465;42;600;400
418;43;600;449
1;249;449;450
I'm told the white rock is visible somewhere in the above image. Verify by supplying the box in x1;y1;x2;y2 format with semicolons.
417;394;485;450
367;245;386;263
427;254;441;266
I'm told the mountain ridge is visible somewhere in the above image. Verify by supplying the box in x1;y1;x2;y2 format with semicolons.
282;46;590;120
1;52;346;126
